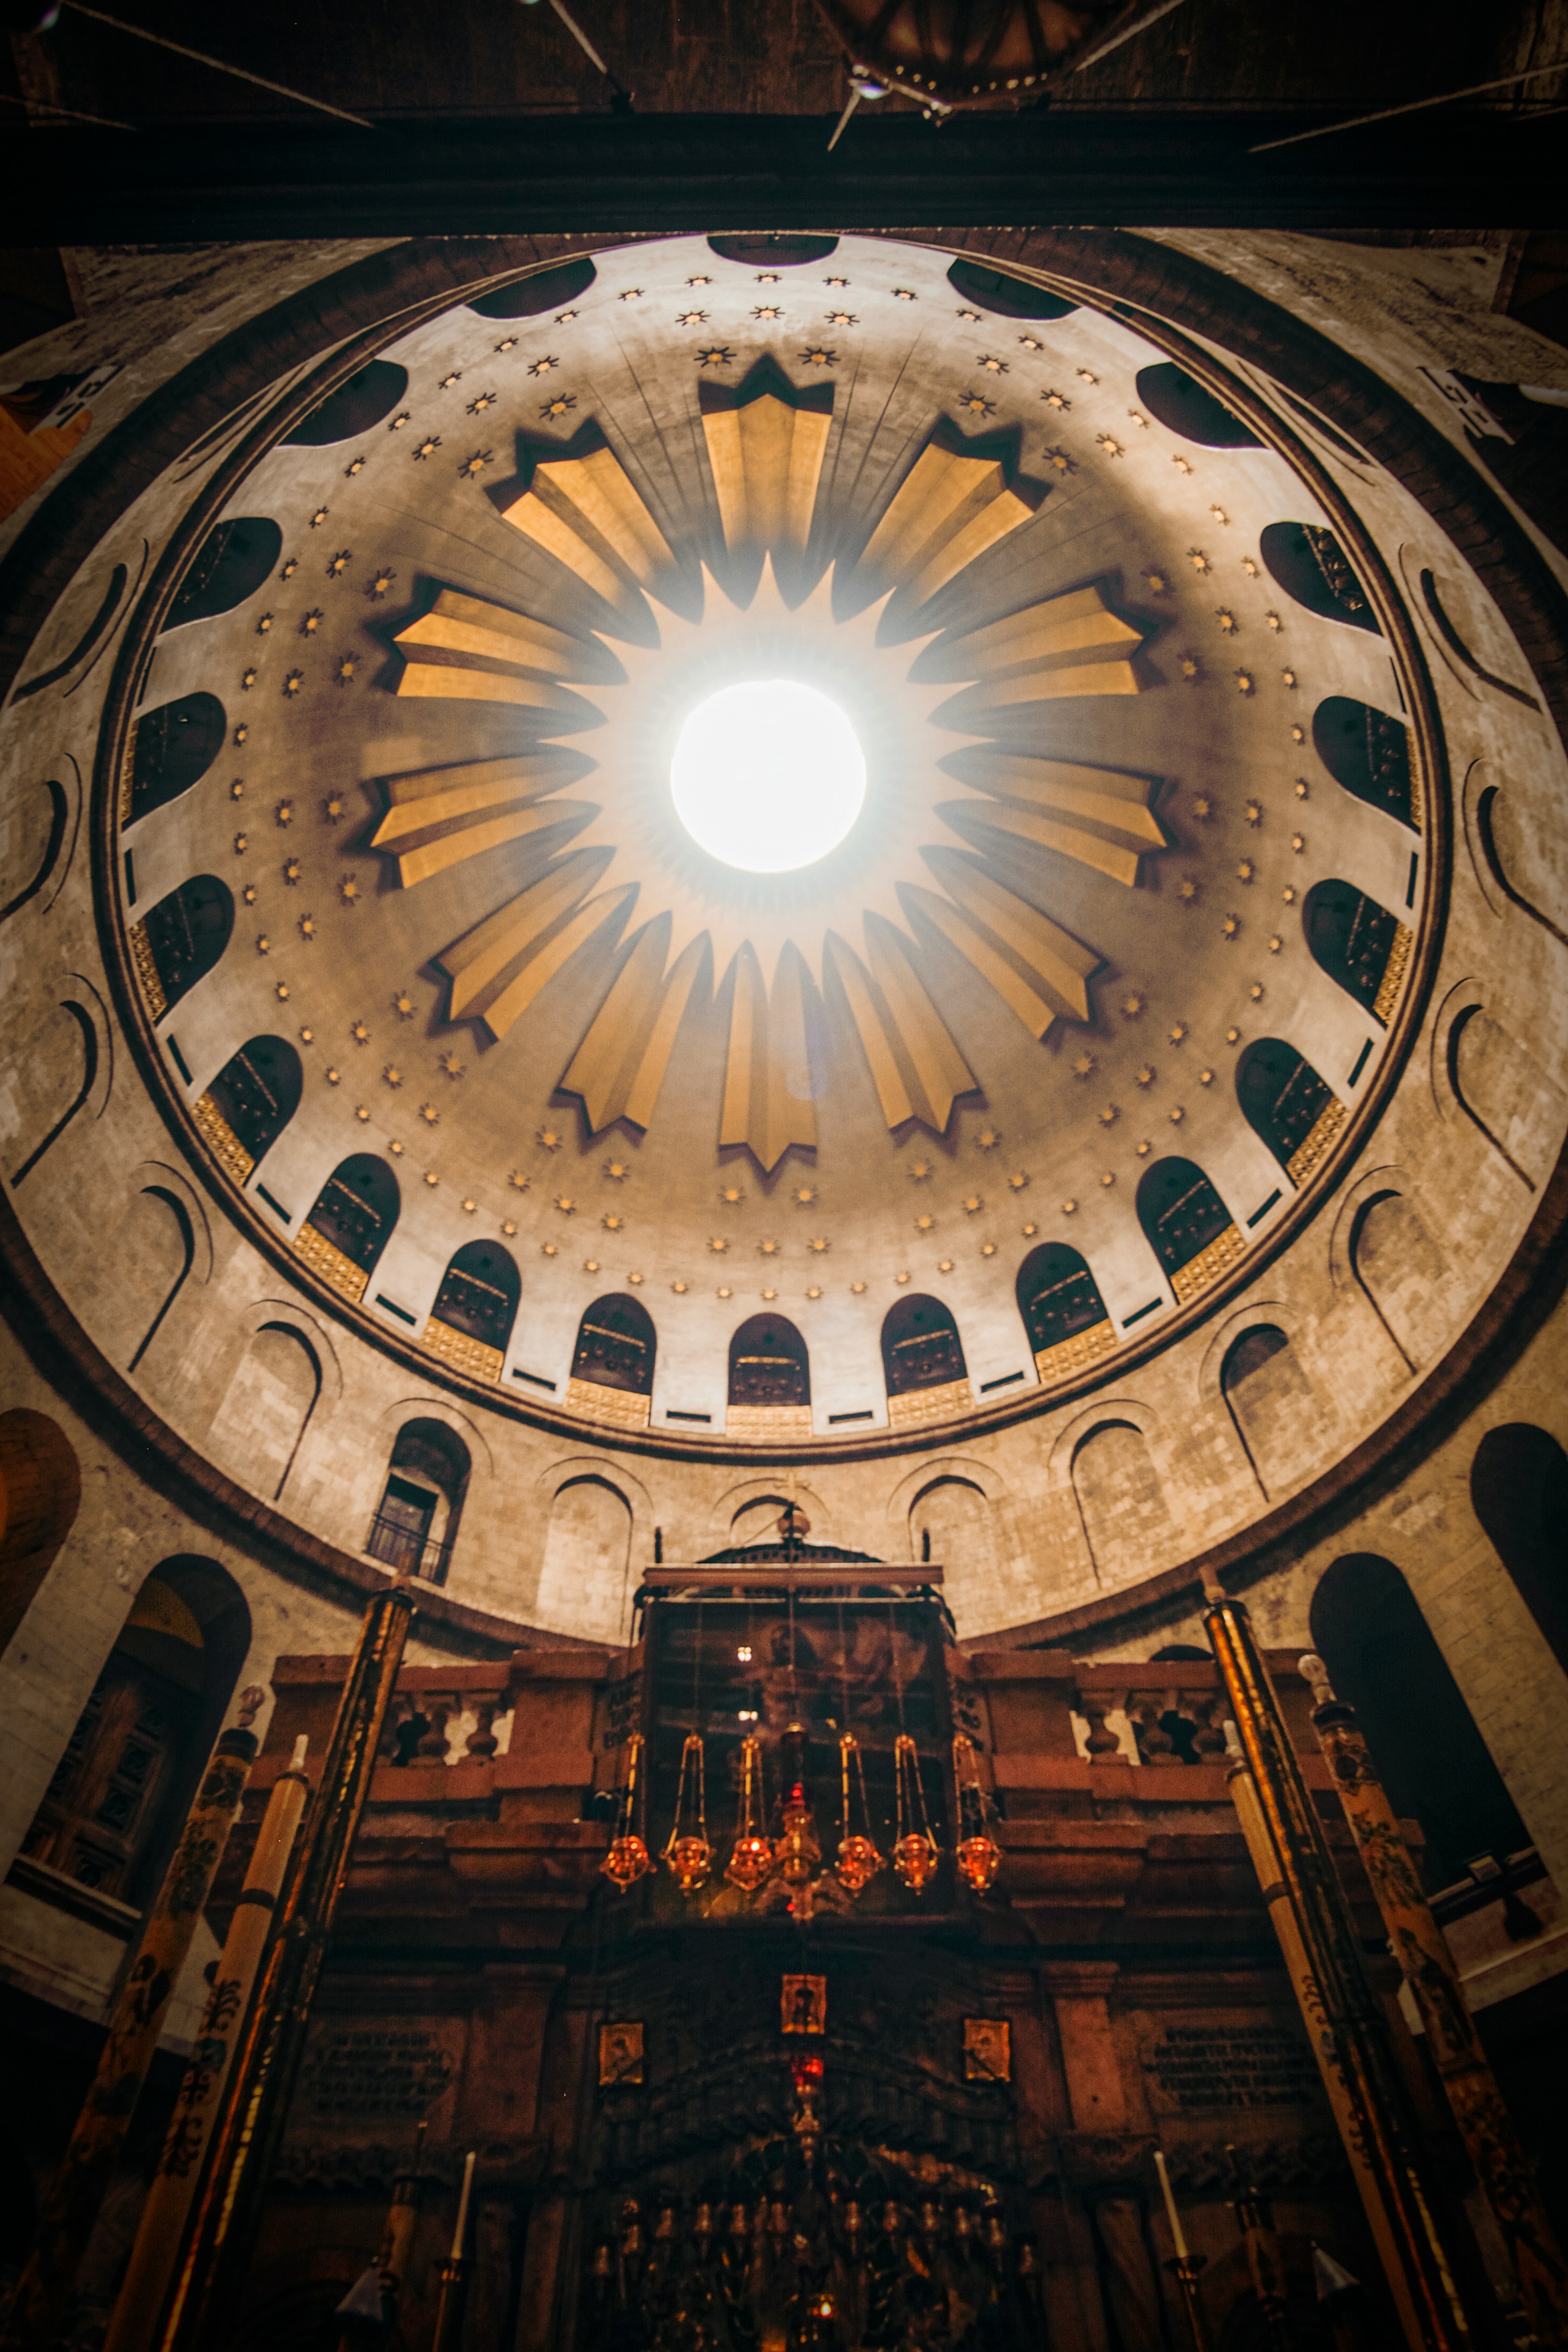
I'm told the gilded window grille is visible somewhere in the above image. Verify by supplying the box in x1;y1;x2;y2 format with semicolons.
1372;921;1414;1028
1286;1098;1348;1190
1169;1221;1246;1305
1033;1317;1117;1386
567;1374;652;1430
294;1219;371;1302
421;1317;503;1384
887;1376;973;1430
192;1090;253;1185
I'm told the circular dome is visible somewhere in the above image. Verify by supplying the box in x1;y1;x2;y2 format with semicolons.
26;227;1553;1480
670;680;867;871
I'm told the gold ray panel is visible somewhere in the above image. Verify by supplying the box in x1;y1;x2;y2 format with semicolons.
700;380;833;561
499;440;676;608
392;588;591;709
371;753;589;887
434;853;630;1037
827;920;977;1133
920;851;1101;1027
954;754;1164;887
720;943;818;1172
904;883;1073;1042
950;584;1144;704
559;921;709;1134
858;434;1041;606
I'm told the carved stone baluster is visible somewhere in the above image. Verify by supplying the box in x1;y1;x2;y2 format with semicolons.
1079;1695;1122;1764
1130;1695;1173;1764
1190;1692;1228;1762
466;1702;499;1760
416;1698;453;1762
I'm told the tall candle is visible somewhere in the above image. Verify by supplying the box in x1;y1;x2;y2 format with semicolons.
451;2150;476;2261
1153;2148;1189;2260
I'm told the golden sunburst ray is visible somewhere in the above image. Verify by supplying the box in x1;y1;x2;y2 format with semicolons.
367;417;1167;1159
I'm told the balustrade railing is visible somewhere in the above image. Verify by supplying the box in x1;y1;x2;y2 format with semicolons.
365;1509;453;1585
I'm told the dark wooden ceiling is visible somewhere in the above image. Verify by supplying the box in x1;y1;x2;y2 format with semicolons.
1;0;1563;235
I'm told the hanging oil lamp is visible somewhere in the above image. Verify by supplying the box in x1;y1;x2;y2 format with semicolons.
600;1732;651;1890
953;1733;1004;1893
834;1732;883;1896
725;1733;774;1892
663;1731;713;1894
892;1732;941;1893
774;1721;821;1890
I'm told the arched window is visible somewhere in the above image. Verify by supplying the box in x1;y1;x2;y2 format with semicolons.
947;257;1076;319
165;518;282;630
18;1556;250;1910
282;359;409;446
728;1314;810;1409
571;1293;657;1396
881;1295;968;1425
135;874;233;1017
1260;521;1378;631
468;257;597;318
198;1034;302;1181
1310;1554;1527;1886
1311;696;1417;828
710;234;839;269
1470;1426;1568;1676
1303;879;1408;1025
297;1154;400;1298
425;1241;520;1382
1132;361;1260;448
1236;1038;1344;1184
1016;1242;1112;1373
127;693;226;824
1221;1324;1309;1497
1136;1157;1240;1302
0;1409;80;1658
367;1419;470;1585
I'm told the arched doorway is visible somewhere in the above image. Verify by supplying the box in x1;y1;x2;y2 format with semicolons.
1309;1554;1527;1887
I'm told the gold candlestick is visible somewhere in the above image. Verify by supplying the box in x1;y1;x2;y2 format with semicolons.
430;2151;476;2352
158;1575;417;2352
105;1736;312;2352
1301;1654;1568;2349
0;1688;265;2352
1154;2149;1212;2352
1206;1584;1473;2352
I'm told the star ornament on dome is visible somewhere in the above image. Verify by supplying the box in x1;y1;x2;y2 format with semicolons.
367;412;1166;1169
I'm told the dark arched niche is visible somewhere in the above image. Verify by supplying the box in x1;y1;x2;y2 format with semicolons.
166;518;282;629
1136;1157;1234;1285
1302;879;1404;1023
1133;361;1261;448
0;1409;80;1656
282;358;409;446
127;692;226;824
1235;1038;1339;1178
302;1155;400;1278
881;1294;967;1397
139;875;233;1015
206;1034;302;1171
467;257;598;318
1309;1554;1526;1886
1260;521;1379;631
1470;1426;1568;1676
1312;696;1417;827
432;1241;520;1357
368;1418;471;1584
709;234;839;268
947;257;1076;320
20;1555;250;1910
572;1293;657;1395
728;1314;810;1408
1016;1243;1109;1357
